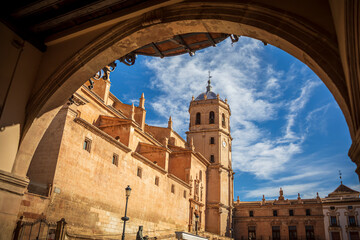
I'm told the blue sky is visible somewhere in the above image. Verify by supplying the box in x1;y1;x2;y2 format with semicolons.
110;37;359;201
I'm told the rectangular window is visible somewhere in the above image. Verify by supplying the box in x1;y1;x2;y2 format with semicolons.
210;155;215;163
137;167;142;178
248;226;256;239
112;154;118;166
330;216;337;226
289;209;294;216
183;190;187;198
289;226;297;240
83;138;91;152
171;184;175;194
272;226;280;240
249;211;253;217
349;216;356;226
305;226;315;240
306;209;311;216
273;210;278;216
155;176;159;186
348;206;353;210
210;137;215;144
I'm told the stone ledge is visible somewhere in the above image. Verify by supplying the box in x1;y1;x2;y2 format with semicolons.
0;169;29;196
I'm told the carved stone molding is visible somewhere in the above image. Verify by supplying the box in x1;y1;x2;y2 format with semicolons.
0;169;29;196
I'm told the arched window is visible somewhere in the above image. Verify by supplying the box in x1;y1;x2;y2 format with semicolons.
209;111;215;124
222;113;226;127
196;112;201;125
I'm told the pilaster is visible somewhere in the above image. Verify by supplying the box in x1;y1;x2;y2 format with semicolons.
0;169;29;239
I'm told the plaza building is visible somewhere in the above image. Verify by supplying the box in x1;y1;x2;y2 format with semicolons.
322;183;360;240
233;188;325;240
17;75;233;240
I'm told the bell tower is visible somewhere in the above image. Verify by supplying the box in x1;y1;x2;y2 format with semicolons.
186;74;234;237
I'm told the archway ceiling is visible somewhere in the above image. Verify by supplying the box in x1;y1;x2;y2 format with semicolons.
1;0;164;51
134;32;230;58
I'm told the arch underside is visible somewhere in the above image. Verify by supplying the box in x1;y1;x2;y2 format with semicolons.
15;1;352;175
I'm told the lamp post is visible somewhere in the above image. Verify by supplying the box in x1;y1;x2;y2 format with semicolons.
194;213;199;235
121;185;131;240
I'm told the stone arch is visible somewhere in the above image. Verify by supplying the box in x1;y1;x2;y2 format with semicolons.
14;2;351;177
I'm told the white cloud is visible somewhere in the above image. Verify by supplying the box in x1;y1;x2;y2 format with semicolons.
243;182;321;199
144;37;322;180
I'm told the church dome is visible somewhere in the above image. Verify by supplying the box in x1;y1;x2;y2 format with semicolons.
195;91;217;100
195;77;218;100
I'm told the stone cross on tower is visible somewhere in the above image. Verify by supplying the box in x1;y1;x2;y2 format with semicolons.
206;71;212;93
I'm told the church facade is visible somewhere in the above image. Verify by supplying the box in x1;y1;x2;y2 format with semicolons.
17;76;233;239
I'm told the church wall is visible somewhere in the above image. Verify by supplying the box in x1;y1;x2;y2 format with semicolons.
206;208;220;234
18;105;191;237
220;133;230;168
169;152;191;182
99;124;131;147
219;209;230;236
206;168;220;203
137;144;168;170
220;171;230;208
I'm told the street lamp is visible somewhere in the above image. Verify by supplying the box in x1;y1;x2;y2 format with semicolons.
121;185;131;240
194;213;199;235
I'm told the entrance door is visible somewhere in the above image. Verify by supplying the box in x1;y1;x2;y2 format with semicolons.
331;232;341;240
350;232;360;240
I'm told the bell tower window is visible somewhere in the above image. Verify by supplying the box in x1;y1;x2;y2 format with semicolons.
196;112;201;125
209;111;215;124
222;114;226;127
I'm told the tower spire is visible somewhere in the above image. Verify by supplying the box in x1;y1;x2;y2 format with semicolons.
206;71;212;93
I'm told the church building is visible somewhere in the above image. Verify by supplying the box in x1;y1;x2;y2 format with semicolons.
17;73;234;240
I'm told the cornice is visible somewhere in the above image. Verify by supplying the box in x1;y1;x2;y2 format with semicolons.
189;99;231;115
0;170;29;196
186;129;231;138
138;142;172;153
190;198;205;207
168;173;191;189
74;117;132;153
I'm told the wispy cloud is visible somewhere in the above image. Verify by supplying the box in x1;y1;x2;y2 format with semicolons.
144;37;323;180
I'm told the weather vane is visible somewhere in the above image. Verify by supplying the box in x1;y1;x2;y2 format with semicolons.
339;170;342;184
208;71;212;82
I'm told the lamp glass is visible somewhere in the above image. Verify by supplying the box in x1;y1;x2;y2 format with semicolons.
125;185;131;197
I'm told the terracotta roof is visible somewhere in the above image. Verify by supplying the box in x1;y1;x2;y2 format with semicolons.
329;183;359;195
